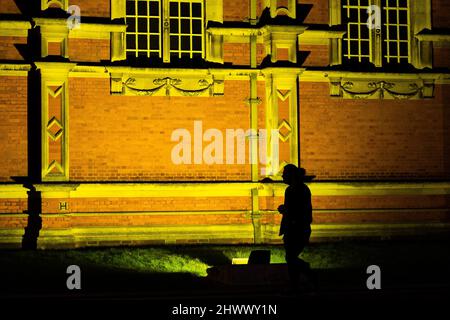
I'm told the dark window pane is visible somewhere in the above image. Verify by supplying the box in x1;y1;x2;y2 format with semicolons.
360;0;369;6
382;39;387;55
361;42;369;55
150;51;159;58
341;8;348;23
181;52;190;58
389;26;397;38
149;1;159;15
359;8;369;22
399;26;408;40
181;36;190;50
399;10;408;24
126;1;135;15
388;10;397;23
342;39;348;55
150;18;159;33
400;42;408;55
170;19;179;33
389;42;397;56
170;35;179;50
150;35;159;49
387;0;397;7
193;52;202;59
180;2;190;17
180;19;190;33
192;20;202;34
138;1;147;15
138;51;148;58
126;34;135;49
192;36;201;51
170;2;179;16
138;18;147;32
126;18;135;32
348;8;358;22
398;0;408;7
171;52;179;59
349;24;358;39
349;40;359;55
361;25;369;39
138;35;147;50
192;3;202;17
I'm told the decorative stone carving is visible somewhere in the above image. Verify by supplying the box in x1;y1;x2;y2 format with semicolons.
330;79;435;99
35;62;75;182
41;0;68;10
267;0;297;19
117;76;223;97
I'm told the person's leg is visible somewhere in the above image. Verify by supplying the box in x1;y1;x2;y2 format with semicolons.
284;235;304;290
284;231;315;291
296;230;311;271
297;230;318;289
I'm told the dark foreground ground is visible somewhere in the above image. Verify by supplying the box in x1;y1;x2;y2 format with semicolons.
1;239;449;318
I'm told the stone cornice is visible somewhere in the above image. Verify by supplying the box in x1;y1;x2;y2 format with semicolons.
415;32;450;42
0;63;32;76
0;20;32;36
23;62;450;84
1;181;450;198
300;70;450;84
299;29;347;45
33;17;127;39
207;25;307;37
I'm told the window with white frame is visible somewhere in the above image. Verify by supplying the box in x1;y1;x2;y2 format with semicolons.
125;0;204;62
342;0;410;65
381;0;409;64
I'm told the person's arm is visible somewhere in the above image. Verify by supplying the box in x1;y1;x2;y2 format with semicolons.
277;188;290;215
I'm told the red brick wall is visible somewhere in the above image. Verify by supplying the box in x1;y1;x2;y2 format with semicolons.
0;37;27;60
0;0;21;14
0;76;28;182
312;195;449;210
0;198;27;214
257;0;267;17
69;78;255;181
68;212;251;228
312;208;450;224
223;43;265;66
299;82;450;180
0;0;109;16
432;0;450;28
40;196;252;214
433;45;450;69
445;89;450;177
47;41;61;56
224;0;249;21
0;215;27;229
299;0;329;24
71;0;110;18
224;43;250;65
69;39;110;62
300;44;329;66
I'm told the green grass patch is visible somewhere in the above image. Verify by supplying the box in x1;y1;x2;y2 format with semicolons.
2;240;450;279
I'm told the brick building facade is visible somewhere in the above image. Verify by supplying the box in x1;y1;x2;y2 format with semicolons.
0;0;449;248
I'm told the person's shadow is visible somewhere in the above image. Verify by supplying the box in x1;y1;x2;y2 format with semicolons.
21;186;42;250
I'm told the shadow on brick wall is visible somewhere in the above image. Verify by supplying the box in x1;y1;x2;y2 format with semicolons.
21;188;42;250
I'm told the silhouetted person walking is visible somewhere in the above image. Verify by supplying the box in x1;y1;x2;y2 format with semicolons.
278;164;313;291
